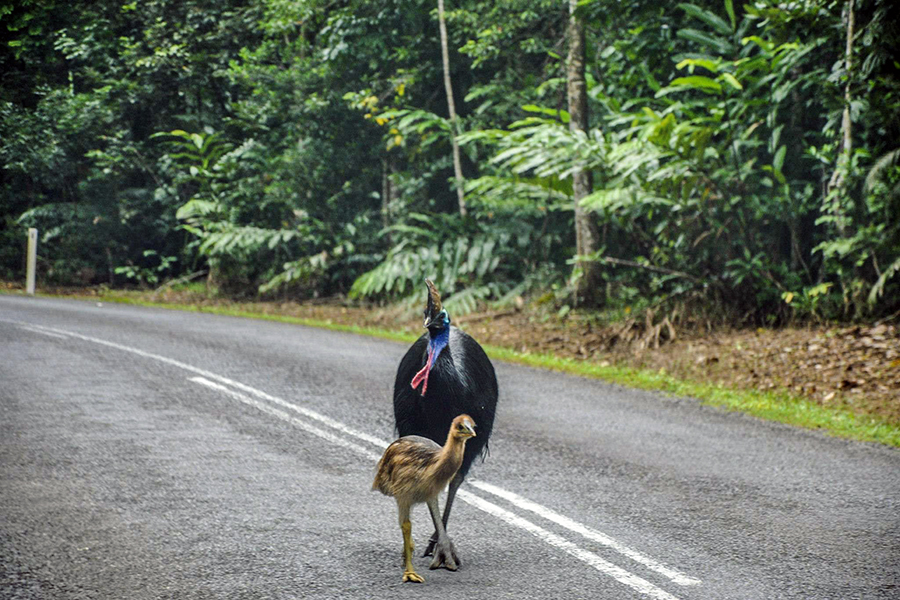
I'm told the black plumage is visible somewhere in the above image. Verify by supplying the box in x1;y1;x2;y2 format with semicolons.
394;329;497;475
392;279;498;567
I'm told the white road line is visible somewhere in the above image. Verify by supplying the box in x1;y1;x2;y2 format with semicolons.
189;377;383;461
18;325;69;339
469;481;701;586
206;374;390;449
3;318;699;597
9;321;388;446
187;360;701;588
187;376;682;600
459;490;681;600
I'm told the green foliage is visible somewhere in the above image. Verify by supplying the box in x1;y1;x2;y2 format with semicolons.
458;0;899;321
1;0;897;322
349;211;555;315
781;282;838;322
115;250;177;287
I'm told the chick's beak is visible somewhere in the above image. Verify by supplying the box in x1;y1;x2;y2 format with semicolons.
463;421;476;437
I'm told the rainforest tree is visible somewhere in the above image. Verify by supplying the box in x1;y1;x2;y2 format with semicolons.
1;0;897;320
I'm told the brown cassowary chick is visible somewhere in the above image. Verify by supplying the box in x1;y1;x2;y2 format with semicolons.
373;414;477;583
394;279;498;567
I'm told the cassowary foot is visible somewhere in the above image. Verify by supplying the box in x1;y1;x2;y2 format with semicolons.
402;569;425;583
422;534;436;557
428;539;459;571
423;533;460;564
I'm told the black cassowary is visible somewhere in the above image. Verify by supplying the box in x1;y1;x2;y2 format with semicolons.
393;279;498;569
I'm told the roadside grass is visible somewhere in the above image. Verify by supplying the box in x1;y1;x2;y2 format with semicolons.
486;347;900;448
12;288;900;448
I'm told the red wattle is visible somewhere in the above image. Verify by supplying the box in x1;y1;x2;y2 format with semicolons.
411;348;435;395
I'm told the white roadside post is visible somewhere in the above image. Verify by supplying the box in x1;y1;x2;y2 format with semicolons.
26;228;38;295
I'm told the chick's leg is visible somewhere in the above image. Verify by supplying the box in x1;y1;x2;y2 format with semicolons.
426;496;459;571
423;472;462;561
398;503;424;583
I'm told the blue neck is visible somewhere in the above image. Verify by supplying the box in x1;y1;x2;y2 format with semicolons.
427;327;450;368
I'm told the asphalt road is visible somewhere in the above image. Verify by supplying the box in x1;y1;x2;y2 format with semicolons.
1;296;898;600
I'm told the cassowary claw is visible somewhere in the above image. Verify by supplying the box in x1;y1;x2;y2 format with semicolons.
428;538;459;571
423;533;461;565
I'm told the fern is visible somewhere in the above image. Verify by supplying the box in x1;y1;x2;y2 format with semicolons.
868;256;900;306
258;251;329;294
464;176;571;214
349;212;527;315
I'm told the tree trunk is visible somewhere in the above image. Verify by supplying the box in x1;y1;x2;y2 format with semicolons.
828;0;855;197
437;0;467;217
381;158;399;245
825;0;859;311
567;0;602;305
381;159;392;231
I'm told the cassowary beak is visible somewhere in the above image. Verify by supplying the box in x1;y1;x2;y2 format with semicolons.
423;279;444;328
462;421;476;437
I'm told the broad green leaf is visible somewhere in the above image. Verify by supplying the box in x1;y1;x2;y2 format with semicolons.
640;63;661;91
773;145;786;172
669;76;722;93
522;105;571;123
741;36;773;52
678;3;732;36
677;28;734;55
676;58;719;73
725;0;736;31
770;124;784;153
719;72;742;90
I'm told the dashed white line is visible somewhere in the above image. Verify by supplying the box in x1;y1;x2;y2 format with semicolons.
3;318;700;598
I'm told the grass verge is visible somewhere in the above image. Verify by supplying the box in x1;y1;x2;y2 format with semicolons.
14;289;900;448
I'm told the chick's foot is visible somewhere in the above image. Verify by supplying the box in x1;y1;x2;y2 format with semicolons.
402;570;425;583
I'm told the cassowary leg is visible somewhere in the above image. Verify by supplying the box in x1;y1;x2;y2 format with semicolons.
423;471;463;560
425;496;459;571
398;503;423;583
